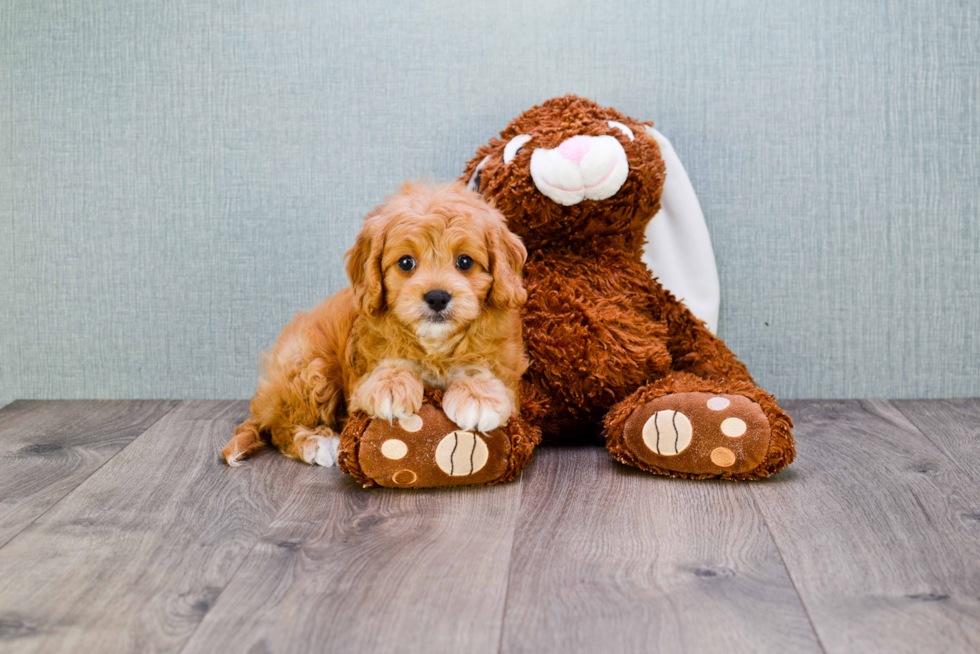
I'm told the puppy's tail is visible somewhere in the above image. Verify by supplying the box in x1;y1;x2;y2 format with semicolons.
222;417;267;467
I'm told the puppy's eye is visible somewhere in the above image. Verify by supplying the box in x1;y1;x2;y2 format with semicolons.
607;120;635;141
503;134;532;164
456;254;474;271
397;255;416;272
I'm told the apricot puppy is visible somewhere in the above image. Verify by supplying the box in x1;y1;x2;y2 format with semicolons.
222;182;528;467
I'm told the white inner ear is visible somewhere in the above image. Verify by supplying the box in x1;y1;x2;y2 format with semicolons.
466;156;489;191
641;126;721;334
607;121;635;141
503;134;532;164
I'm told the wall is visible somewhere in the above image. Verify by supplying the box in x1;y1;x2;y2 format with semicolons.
2;0;978;404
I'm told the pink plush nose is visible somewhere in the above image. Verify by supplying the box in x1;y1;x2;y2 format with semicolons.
556;136;592;164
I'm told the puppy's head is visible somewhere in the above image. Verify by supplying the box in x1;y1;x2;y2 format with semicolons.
346;182;527;340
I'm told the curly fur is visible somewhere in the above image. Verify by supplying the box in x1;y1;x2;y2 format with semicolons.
460;95;795;479
223;182;528;466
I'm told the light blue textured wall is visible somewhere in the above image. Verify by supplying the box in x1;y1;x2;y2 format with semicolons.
1;0;978;404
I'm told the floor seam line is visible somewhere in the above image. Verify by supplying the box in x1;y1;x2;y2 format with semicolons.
748;486;829;654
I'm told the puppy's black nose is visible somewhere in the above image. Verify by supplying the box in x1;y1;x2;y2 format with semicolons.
424;290;451;312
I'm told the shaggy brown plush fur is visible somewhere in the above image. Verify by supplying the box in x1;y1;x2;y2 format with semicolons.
460;95;795;480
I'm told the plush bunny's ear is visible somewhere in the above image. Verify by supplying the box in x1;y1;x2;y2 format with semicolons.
466;156;489;193
641;126;721;334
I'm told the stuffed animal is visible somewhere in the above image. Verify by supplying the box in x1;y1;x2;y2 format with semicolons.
339;95;794;486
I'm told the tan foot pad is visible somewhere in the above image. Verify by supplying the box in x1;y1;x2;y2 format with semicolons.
357;404;512;488
622;392;771;475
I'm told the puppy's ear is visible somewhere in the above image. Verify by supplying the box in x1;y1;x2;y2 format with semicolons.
345;214;386;316
487;219;528;309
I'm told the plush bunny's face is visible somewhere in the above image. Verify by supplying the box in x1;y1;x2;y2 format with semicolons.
462;96;666;252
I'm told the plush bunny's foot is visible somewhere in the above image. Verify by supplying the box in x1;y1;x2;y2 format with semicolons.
338;394;541;488
617;392;772;477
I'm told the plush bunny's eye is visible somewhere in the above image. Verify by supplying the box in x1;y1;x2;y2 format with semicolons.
503;134;532;164
607;120;635;141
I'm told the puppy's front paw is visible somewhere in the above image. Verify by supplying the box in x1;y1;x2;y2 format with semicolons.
352;367;424;422
443;373;515;433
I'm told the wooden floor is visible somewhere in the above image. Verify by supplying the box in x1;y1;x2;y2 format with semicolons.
0;400;978;653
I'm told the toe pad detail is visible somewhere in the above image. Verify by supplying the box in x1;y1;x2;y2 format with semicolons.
357;404;511;488
641;410;693;455
622;392;771;476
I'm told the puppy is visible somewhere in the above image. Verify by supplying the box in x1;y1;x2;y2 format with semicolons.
222;182;528;467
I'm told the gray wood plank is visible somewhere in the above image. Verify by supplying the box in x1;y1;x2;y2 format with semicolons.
752;400;980;654
498;445;822;654
893;399;980;485
181;465;524;654
0;400;178;548
0;400;309;654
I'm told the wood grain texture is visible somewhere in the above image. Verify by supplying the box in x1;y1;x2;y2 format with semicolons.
0;400;178;548
893;399;980;485
752;400;980;653
2;399;979;653
498;445;821;653
0;401;307;653
182;466;523;654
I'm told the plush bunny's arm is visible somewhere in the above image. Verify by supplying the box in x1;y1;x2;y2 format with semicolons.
641;127;720;335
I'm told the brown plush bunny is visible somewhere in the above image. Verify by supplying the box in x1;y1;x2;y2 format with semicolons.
340;95;794;486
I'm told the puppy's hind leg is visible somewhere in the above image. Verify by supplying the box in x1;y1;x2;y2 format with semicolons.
225;327;346;467
222;417;267;466
272;425;340;467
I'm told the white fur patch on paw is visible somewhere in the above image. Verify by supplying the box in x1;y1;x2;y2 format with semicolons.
312;434;340;467
352;365;424;423
443;372;514;433
295;426;340;467
443;392;509;433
